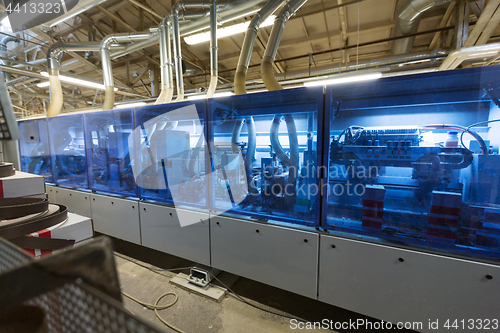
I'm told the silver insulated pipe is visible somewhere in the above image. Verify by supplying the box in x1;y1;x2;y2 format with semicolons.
101;29;159;110
206;0;219;98
392;0;454;55
155;21;174;104
171;1;212;102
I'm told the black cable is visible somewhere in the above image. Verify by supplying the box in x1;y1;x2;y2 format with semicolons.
459;118;500;152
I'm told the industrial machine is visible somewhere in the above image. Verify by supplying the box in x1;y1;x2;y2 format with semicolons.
133;101;208;208
47;113;87;188
14;66;500;331
208;87;324;226
85;109;136;196
18;118;52;182
324;67;500;259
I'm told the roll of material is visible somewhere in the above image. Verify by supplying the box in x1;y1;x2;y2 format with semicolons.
0;203;73;250
0;163;15;178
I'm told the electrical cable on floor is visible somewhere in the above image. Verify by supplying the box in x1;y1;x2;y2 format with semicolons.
114;252;195;274
212;275;305;323
115;252;307;324
122;291;185;333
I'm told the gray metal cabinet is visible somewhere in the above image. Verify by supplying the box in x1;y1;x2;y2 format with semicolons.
211;216;319;299
319;234;500;332
139;202;210;265
90;193;140;244
53;187;92;218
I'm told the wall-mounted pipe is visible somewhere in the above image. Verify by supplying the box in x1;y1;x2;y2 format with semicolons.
101;29;159;110
261;0;308;91
234;0;284;95
392;0;454;55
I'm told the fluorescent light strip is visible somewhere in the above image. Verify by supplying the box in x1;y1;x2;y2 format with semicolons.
303;72;383;87
184;16;276;45
37;72;118;91
187;91;234;100
115;102;147;109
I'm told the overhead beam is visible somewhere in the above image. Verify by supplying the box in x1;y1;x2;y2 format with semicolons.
429;2;456;49
127;0;163;20
96;5;137;32
90;2;133;22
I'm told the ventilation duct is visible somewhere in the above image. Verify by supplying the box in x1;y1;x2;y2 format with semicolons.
0;35;18;77
438;43;500;70
155;21;174;104
206;0;219;98
101;29;159;110
46;42;101;117
392;0;454;55
234;0;284;95
261;0;308;91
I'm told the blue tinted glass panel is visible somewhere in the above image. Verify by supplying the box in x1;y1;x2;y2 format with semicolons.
18;119;53;182
84;109;137;196
48;114;88;188
324;66;500;260
133;101;208;208
209;87;323;226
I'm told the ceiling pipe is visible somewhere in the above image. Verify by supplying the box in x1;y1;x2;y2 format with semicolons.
0;35;19;81
101;29;159;110
155;20;174;104
234;0;285;95
438;42;500;70
46;42;105;117
392;0;454;55
206;0;219;98
171;1;214;103
273;49;447;80
261;0;308;91
106;0;266;62
110;37;159;59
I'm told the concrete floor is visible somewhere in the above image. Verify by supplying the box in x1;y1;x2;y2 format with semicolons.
110;236;413;333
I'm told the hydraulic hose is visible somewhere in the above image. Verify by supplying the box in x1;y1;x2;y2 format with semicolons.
270;114;299;206
230;117;258;196
231;119;244;153
245;117;258;196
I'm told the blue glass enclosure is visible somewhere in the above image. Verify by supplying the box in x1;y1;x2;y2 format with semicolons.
209;87;324;226
48;114;88;188
18;118;53;182
134;101;208;208
84;109;137;196
324;66;500;259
